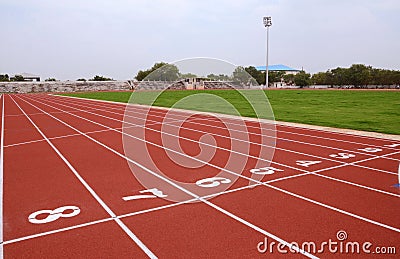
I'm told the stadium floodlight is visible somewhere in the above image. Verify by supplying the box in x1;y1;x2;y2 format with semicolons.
263;16;272;88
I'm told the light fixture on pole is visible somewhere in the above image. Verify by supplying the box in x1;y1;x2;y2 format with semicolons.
263;16;272;88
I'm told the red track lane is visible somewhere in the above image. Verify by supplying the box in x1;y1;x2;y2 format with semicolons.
2;97;111;239
27;95;341;173
25;95;345;201
120;202;303;258
211;185;399;258
4;221;148;258
271;174;400;229
356;158;400;173
3;97;43;146
3;95;158;257
52;93;398;149
17;95;277;204
27;97;400;225
23;95;400;210
46;95;400;185
11;97;181;215
319;165;400;195
387;153;400;160
40;94;400;167
276;123;397;147
3;93;400;258
42;94;400;166
13;96;321;257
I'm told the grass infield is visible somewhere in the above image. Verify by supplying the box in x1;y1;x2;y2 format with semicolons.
61;89;400;135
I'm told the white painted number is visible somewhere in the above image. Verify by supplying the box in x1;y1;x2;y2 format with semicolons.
250;166;283;175
358;147;382;153
329;153;356;159
123;188;168;201
28;205;80;224
296;160;322;167
196;177;231;188
384;143;400;148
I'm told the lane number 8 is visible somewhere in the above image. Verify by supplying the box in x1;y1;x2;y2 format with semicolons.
28;205;80;224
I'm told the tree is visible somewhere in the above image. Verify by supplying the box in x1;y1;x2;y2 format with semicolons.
45;78;56;81
147;64;179;81
348;64;371;88
283;74;295;85
244;66;264;85
268;71;285;86
90;75;113;81
308;64;400;87
0;74;9;82
311;72;327;85
232;66;257;85
135;62;179;81
294;71;311;87
77;78;87;81
11;75;24;81
330;67;351;86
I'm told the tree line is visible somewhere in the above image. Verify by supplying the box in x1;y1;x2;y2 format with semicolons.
134;62;313;87
311;64;400;87
2;63;399;87
134;62;400;88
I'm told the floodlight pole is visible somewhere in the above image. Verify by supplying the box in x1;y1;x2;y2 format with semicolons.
263;16;272;88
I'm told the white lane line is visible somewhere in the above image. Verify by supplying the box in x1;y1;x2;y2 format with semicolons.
3;217;114;245
4;116;176;148
41;94;400;163
34;95;400;198
28;96;368;164
0;94;4;258
3;171;312;246
50;93;400;144
268;183;400;233
20;95;400;234
17;96;318;258
4;108;107;118
27;95;400;200
9;96;157;259
5;126;126;148
31;95;400;197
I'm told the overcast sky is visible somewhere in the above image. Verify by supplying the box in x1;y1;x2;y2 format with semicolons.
1;0;399;80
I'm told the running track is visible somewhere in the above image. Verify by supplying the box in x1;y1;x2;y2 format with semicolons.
0;93;399;258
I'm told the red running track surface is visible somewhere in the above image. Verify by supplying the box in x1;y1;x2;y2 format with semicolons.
0;93;399;258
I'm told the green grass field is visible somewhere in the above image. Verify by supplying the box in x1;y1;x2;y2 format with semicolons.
61;89;400;135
